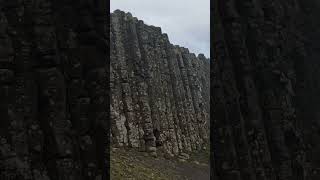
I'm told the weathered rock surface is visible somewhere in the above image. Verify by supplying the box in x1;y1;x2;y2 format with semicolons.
110;10;210;156
212;0;320;180
0;1;108;179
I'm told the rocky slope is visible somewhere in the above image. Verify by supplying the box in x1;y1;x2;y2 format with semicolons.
212;0;320;180
110;10;210;157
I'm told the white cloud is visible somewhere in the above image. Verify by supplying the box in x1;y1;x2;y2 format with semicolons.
111;0;210;58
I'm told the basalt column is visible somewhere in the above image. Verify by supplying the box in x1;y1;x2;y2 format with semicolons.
212;0;320;180
110;10;210;156
0;1;108;179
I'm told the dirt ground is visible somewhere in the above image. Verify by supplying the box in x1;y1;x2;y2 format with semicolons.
110;147;210;180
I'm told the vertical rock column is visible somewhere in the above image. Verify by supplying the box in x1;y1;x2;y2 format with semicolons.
197;54;210;144
213;0;311;179
164;42;187;154
135;19;157;153
110;10;210;155
0;8;34;179
0;0;108;179
156;33;179;156
76;0;108;178
124;13;152;149
32;0;80;178
111;11;138;148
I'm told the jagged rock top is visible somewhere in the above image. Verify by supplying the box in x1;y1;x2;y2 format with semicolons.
111;9;210;62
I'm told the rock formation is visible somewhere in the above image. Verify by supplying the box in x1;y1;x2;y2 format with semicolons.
110;10;210;156
0;0;108;179
212;0;320;179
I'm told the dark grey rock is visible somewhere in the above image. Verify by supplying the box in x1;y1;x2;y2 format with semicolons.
110;10;210;156
212;0;320;180
0;0;108;179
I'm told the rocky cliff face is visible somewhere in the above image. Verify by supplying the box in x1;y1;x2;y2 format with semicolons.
110;10;210;156
0;1;108;179
212;0;320;180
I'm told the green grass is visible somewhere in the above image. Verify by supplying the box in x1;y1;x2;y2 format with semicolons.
110;149;179;180
110;147;210;180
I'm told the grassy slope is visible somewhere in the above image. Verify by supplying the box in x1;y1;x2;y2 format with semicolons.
110;147;210;180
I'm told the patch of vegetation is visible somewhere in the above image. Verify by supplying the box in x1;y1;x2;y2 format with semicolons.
110;147;210;180
110;148;180;180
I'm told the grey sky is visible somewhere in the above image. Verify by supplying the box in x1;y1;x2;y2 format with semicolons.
111;0;210;58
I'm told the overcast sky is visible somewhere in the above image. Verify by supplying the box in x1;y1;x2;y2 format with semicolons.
111;0;210;58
